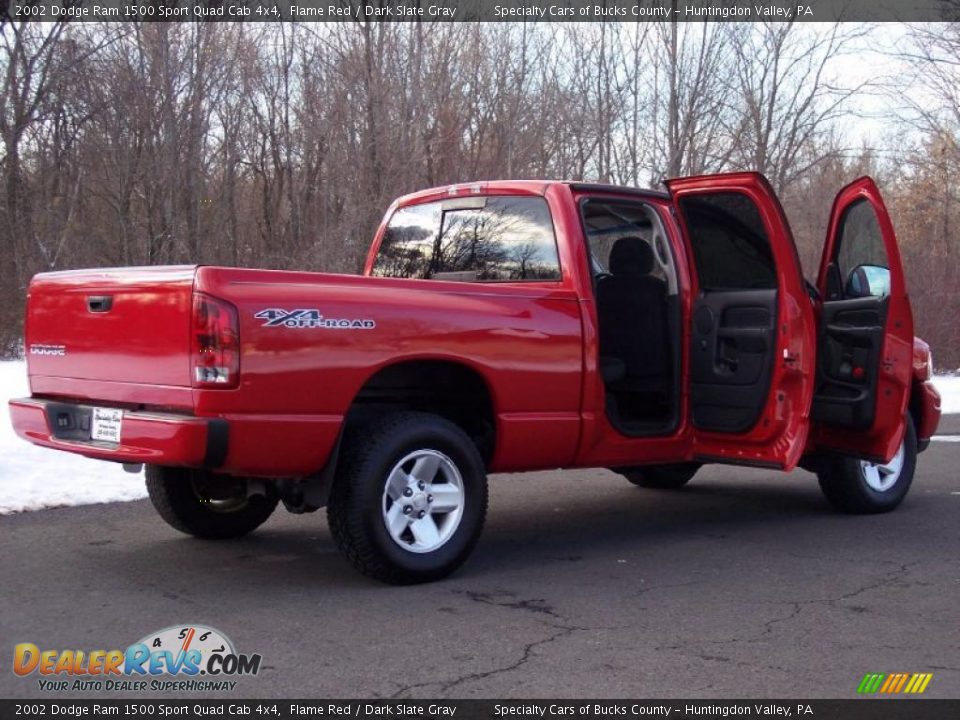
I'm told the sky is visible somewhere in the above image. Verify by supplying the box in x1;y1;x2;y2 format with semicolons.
820;22;935;149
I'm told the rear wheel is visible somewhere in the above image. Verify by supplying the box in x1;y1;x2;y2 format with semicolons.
145;466;278;539
618;463;701;489
327;411;488;584
816;414;917;514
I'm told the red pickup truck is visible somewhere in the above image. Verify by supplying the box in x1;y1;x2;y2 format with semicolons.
10;173;941;584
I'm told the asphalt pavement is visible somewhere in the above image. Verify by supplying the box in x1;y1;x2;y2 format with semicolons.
2;420;959;700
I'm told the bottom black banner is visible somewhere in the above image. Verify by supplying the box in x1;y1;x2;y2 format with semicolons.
0;700;957;720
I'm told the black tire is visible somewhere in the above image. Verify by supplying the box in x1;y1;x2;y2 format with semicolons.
620;463;701;489
817;414;917;514
145;466;278;539
327;411;488;585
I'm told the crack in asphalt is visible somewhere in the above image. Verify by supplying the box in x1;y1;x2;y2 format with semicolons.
707;561;923;646
389;624;576;698
632;577;707;598
389;562;931;697
652;645;794;674
453;590;562;619
389;589;627;698
828;561;923;604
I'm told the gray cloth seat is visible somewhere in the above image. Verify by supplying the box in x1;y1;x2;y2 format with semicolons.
596;237;670;394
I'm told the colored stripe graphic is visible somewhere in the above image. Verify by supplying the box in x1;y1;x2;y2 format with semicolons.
858;673;885;693
857;672;933;694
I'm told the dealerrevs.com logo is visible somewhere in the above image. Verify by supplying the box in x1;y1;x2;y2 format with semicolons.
13;624;262;693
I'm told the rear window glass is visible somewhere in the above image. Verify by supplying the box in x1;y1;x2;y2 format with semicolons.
372;196;561;282
678;192;778;291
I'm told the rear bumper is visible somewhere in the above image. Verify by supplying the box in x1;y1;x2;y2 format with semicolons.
8;398;342;477
913;379;941;452
9;398;219;467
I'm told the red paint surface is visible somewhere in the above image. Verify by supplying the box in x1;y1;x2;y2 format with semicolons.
666;173;816;471
811;177;916;462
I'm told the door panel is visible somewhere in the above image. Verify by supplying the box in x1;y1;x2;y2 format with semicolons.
813;177;913;462
691;289;777;432
812;296;886;430
667;172;815;470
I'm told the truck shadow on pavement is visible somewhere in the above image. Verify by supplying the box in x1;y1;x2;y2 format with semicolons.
91;466;924;591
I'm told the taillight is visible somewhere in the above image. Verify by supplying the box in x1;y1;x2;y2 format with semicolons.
191;293;239;388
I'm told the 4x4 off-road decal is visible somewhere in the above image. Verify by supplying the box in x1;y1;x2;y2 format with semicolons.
255;308;375;329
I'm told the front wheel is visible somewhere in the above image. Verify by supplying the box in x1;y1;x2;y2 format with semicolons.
816;415;917;514
145;466;278;539
327;412;488;585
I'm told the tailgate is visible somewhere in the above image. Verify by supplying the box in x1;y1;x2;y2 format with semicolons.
25;266;196;392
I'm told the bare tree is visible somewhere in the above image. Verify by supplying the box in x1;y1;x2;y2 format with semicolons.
0;21;69;297
727;21;872;193
0;19;957;364
648;16;736;183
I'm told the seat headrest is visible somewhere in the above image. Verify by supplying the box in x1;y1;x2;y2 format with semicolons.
609;236;655;276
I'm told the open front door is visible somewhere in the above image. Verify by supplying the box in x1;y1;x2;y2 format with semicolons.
812;177;914;463
667;172;815;470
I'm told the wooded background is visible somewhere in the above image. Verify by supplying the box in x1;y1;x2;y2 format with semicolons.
2;19;959;367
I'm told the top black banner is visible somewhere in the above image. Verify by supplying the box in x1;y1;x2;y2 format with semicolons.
2;0;958;23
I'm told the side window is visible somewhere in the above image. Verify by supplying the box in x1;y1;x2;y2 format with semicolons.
678;192;778;290
372;196;561;282
579;198;676;293
371;202;440;280
834;199;890;298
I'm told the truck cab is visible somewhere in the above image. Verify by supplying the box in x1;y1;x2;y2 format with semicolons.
370;175;937;472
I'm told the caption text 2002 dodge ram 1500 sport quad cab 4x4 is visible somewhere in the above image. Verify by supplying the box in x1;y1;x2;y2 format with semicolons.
9;173;942;584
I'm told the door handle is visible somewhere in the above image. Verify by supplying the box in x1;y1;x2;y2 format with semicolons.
87;295;113;313
718;337;739;370
717;327;768;353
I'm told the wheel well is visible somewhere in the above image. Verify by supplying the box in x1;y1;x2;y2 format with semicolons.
347;360;496;464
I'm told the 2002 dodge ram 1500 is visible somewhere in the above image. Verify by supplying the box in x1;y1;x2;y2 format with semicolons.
9;173;942;584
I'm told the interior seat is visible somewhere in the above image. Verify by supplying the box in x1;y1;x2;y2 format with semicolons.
596;237;670;394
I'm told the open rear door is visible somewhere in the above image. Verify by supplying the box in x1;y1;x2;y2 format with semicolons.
667;172;815;470
811;177;914;462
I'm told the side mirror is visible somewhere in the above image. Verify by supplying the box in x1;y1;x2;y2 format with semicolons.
845;264;890;298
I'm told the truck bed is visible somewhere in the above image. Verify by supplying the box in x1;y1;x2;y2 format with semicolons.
16;264;585;477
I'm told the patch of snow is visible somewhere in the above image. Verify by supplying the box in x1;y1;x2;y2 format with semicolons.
0;360;146;515
932;375;960;415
